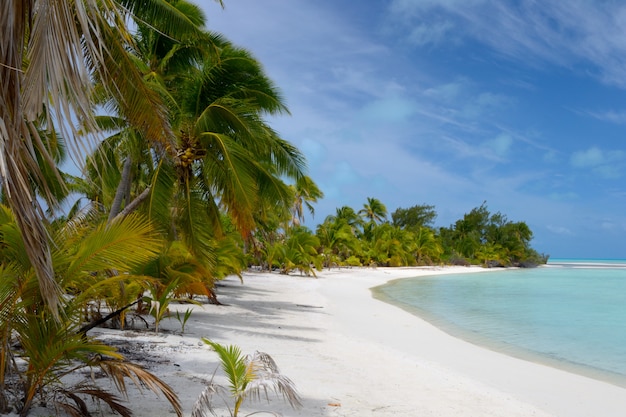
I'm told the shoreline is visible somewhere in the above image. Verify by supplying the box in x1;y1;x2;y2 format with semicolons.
371;270;626;390
89;266;626;417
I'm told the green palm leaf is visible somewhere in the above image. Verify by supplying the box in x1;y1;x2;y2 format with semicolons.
64;213;161;279
197;340;302;417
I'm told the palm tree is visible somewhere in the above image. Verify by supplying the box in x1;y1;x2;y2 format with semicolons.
332;206;363;233
0;204;183;416
0;0;220;313
413;227;443;265
289;175;324;227
194;340;301;417
359;197;388;225
72;5;311;301
368;223;416;267
281;226;322;276
316;216;361;266
172;40;307;236
92;6;308;239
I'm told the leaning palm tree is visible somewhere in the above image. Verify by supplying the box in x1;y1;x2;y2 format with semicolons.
88;1;308;235
71;3;310;304
172;40;307;237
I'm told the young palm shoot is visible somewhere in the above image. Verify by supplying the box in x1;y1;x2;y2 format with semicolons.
192;340;302;417
175;308;194;333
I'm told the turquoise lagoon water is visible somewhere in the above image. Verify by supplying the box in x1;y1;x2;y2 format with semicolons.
373;259;626;386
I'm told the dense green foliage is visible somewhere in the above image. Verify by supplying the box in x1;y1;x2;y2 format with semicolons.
252;198;547;273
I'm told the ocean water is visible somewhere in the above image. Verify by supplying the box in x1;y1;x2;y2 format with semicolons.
372;259;626;386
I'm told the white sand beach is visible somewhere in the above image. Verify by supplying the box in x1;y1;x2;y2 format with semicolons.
88;266;626;417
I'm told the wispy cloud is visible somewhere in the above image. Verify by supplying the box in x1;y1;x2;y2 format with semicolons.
570;147;626;178
586;109;626;124
407;21;455;47
358;96;417;124
387;0;626;88
547;225;574;236
483;133;513;159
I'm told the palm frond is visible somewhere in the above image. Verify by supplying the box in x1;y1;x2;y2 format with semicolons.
174;181;220;265
200;339;302;416
98;359;183;417
197;132;258;235
65;213;162;279
56;387;133;417
147;158;176;232
93;115;129;134
203;339;248;397
190;379;225;417
120;0;213;37
244;351;302;410
95;19;174;150
1;0;135;315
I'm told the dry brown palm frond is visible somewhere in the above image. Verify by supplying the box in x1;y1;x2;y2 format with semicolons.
0;0;117;315
54;390;90;417
98;359;182;417
55;387;132;417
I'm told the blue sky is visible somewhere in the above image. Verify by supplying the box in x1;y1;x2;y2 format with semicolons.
201;0;626;259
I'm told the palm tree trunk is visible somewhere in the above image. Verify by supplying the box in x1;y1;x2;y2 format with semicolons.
108;157;132;223
112;186;152;222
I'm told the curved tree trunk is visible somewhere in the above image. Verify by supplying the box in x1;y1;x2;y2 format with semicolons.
108;157;132;223
112;186;152;222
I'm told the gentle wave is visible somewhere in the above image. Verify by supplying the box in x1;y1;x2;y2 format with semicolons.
547;258;626;268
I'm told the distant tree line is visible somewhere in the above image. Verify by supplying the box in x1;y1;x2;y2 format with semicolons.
249;198;549;275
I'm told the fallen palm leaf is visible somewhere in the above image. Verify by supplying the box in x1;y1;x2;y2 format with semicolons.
98;359;182;417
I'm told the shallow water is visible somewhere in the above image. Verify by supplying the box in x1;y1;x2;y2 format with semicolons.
373;260;626;386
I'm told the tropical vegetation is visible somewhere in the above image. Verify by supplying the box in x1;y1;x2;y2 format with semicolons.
0;0;307;415
255;198;547;272
193;340;301;417
0;0;547;416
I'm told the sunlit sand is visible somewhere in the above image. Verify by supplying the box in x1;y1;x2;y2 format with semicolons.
75;266;626;417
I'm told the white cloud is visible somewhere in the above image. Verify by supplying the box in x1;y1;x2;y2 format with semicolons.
570;147;626;179
423;80;466;102
570;147;606;168
549;192;579;201
600;221;619;232
408;21;455;46
201;1;626;257
587;109;626;124
358;96;417;123
547;225;574;235
593;164;623;179
483;133;513;159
